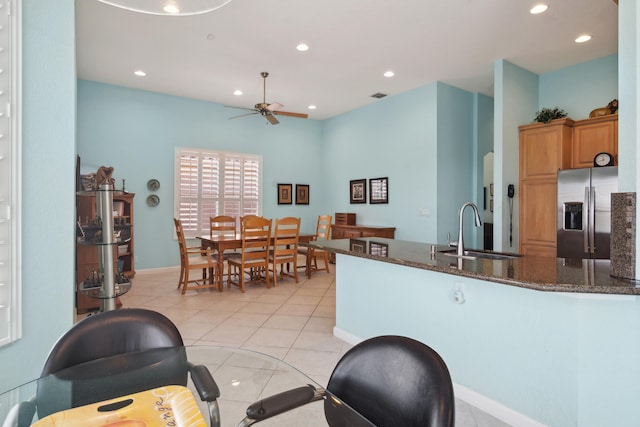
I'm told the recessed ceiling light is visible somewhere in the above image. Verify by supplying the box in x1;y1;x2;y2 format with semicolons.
575;34;592;43
233;90;243;96
163;2;180;13
296;43;309;52
530;4;548;14
308;105;317;110
134;70;146;77
383;70;395;78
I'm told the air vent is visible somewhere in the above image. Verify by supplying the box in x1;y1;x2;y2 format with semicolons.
370;92;387;99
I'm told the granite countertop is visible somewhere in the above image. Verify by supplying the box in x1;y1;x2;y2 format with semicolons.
302;237;640;295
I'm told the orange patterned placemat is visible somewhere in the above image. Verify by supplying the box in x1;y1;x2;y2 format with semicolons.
33;385;206;427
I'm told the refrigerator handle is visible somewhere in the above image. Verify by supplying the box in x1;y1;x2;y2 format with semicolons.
589;186;596;254
583;187;590;254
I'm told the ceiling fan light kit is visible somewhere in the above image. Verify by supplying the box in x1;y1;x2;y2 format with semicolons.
226;72;309;125
97;0;234;16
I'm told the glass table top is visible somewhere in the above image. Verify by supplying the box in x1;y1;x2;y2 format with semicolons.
0;346;374;427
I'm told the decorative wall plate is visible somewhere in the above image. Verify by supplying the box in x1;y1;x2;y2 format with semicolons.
146;194;160;207
147;179;160;191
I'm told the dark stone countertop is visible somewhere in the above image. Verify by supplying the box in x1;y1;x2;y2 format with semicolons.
302;237;640;295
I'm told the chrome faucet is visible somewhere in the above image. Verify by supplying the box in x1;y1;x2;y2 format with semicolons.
456;202;482;257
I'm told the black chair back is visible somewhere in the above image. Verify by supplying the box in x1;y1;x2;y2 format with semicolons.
325;335;455;427
36;309;188;418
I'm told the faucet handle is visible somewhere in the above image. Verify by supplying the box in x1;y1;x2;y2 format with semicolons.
447;232;457;247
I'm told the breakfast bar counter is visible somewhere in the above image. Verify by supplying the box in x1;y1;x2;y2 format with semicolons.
302;237;640;427
303;237;640;295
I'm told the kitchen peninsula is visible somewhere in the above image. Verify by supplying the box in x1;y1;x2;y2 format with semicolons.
304;238;640;427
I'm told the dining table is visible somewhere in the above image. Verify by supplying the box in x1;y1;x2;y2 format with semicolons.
197;232;316;285
0;346;374;427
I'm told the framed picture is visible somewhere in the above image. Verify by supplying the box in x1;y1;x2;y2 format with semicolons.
490;183;494;197
277;183;293;205
350;239;367;253
350;179;366;204
369;177;388;204
296;184;309;205
490;199;494;212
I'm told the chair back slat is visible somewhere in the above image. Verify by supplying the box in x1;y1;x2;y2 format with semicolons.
273;217;300;259
210;215;237;239
241;216;272;263
316;214;332;241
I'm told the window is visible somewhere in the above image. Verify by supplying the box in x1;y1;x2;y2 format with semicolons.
0;0;21;347
175;148;262;238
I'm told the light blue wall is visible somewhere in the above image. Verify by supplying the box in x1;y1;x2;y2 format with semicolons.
0;0;76;391
77;80;325;269
436;83;476;246
323;83;440;243
539;54;618;120
493;60;538;251
617;0;640;275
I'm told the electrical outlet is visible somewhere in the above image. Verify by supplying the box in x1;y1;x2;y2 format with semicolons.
419;208;430;217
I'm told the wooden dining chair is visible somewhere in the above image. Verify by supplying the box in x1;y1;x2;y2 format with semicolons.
173;218;220;294
269;217;301;287
298;214;332;278
227;216;272;292
210;215;237;239
209;215;237;286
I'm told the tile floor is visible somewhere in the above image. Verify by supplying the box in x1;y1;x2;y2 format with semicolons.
117;263;511;427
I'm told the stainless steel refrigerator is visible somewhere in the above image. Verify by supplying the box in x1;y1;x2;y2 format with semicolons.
557;166;618;259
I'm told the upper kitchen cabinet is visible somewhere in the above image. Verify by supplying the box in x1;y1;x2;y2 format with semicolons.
520;118;573;179
571;115;618;168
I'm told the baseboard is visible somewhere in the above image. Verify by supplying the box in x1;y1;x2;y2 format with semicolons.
135;265;180;275
333;327;363;346
453;383;546;427
332;327;546;427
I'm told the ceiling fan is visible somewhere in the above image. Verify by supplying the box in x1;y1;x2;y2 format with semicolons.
227;72;308;125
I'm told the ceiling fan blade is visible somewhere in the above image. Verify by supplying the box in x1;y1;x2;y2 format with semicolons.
225;105;257;112
265;114;279;125
272;111;309;119
267;102;284;111
229;112;259;120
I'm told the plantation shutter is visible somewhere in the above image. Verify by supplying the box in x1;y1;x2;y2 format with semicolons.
175;148;261;238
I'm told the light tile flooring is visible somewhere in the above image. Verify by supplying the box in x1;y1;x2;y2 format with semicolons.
116;264;511;427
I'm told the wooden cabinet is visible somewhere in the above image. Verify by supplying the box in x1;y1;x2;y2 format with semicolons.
571;115;618;168
518;115;618;256
76;192;135;313
331;224;396;239
518;119;572;256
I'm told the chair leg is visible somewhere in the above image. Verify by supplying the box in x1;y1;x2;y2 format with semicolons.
182;268;189;294
272;265;278;288
177;264;185;290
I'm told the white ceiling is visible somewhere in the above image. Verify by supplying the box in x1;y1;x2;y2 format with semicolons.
75;0;618;121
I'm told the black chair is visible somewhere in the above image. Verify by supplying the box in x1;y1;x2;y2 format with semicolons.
7;308;221;427
239;335;455;427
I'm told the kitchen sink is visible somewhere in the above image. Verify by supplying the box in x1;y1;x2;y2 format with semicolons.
439;248;522;260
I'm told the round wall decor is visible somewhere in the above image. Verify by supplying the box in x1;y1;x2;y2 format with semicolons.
146;194;160;207
147;179;160;191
